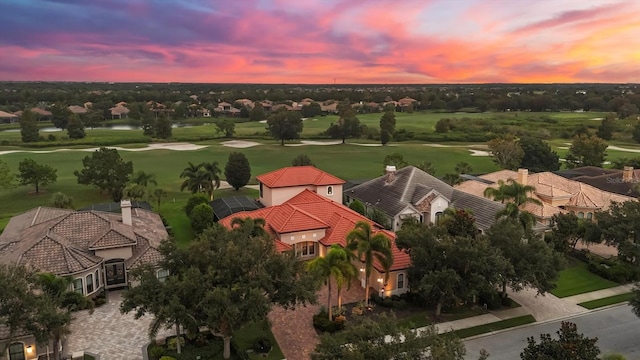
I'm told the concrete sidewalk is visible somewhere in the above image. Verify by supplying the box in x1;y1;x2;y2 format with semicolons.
563;283;636;304
434;307;530;334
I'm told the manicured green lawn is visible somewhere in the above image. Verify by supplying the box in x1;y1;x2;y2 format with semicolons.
234;321;285;360
452;315;536;339
578;293;635;309
550;259;619;298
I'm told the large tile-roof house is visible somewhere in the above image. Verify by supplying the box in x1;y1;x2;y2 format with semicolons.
0;201;168;359
455;168;636;227
344;165;505;232
0;110;18;123
221;167;411;298
555;166;640;198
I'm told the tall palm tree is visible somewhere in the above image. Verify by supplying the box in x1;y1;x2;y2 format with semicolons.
130;170;158;187
306;245;357;320
346;221;394;307
151;188;168;209
199;161;222;200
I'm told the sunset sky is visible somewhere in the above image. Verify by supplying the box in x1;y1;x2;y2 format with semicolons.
1;0;639;84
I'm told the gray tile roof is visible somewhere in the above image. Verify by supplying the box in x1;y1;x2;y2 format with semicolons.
345;166;504;230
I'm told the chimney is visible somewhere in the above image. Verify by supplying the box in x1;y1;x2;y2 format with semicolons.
517;168;528;186
121;200;132;226
623;166;634;182
385;165;396;184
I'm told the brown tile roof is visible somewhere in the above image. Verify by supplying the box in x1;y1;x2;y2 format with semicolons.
0;207;168;276
257;166;345;188
109;105;130;115
30;108;52;116
68;105;87;114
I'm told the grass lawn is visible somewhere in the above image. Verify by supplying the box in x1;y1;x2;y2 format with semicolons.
234;321;285;360
550;259;619;298
578;293;635;309
452;315;536;339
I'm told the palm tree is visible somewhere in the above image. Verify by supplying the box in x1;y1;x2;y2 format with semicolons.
484;179;542;230
306;245;357;320
454;161;473;175
346;221;394;307
130;170;158;187
151;188;168;209
199;161;222;200
34;273;93;360
180;162;213;196
416;161;436;175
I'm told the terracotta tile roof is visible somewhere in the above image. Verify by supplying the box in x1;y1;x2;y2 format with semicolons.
275;239;292;252
268;203;329;233
109;105;130;115
30;108;52;116
68;105;88;114
257;166;345;188
0;110;17;118
220;189;411;272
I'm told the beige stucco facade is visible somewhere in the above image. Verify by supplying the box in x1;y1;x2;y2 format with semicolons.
94;246;133;261
278;228;327;259
357;266;409;297
1;336;56;360
260;184;343;207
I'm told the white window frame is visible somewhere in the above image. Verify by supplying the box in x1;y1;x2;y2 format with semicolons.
327;186;334;196
157;269;169;283
8;342;25;360
95;269;100;289
397;273;404;289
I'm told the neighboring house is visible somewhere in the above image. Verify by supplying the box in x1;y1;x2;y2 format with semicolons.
555;166;640;198
256;166;345;207
455;169;636;227
67;105;88;115
345;166;505;232
235;98;254;108
13;108;52;121
397;97;418;110
0;201;168;359
0;110;18;123
219;189;411;298
109;105;129;119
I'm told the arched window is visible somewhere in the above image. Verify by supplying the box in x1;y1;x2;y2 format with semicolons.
435;211;444;225
95;269;100;289
157;269;169;283
577;212;584;219
327;186;333;196
397;273;405;289
8;342;25;360
586;212;593;220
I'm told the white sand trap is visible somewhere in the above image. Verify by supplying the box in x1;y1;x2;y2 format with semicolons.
590;117;604;121
221;140;261;148
424;144;456;148
352;143;396;147
0;142;208;156
285;140;343;147
558;146;569;150
259;120;267;123
469;149;490;156
608;145;640;153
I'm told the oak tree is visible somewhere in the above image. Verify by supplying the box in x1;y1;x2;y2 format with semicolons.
18;158;57;193
74;147;134;201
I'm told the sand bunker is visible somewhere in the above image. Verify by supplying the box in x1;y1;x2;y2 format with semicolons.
469;149;490;156
221;140;261;148
590;117;604;121
285;140;343;147
608;145;640;153
0;143;208;156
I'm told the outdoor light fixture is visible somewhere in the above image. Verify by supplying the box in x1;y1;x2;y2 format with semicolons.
26;346;33;354
359;268;364;272
377;278;383;283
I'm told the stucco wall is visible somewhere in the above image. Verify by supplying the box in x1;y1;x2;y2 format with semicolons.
94;246;133;261
69;264;103;297
428;196;449;224
0;336;53;360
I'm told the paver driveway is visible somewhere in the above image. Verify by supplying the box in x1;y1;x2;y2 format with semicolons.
66;290;172;360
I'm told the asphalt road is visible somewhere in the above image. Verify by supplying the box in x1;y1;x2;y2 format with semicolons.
464;304;640;359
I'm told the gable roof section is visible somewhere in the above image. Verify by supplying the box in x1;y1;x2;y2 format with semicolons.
257;166;345;188
347;166;503;230
268;203;329;233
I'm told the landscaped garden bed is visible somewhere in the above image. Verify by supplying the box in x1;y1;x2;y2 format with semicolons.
551;257;619;298
146;321;283;360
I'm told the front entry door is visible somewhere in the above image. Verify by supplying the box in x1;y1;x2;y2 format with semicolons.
105;260;126;287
